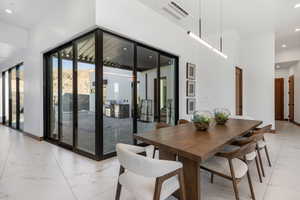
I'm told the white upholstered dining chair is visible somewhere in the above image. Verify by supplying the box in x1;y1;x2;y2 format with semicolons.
115;143;186;200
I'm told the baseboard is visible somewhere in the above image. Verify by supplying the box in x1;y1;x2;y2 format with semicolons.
291;120;300;126
23;131;44;141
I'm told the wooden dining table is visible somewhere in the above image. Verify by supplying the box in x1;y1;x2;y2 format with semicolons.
134;119;262;200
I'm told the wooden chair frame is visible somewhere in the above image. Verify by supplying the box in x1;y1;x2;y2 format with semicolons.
116;165;186;200
201;142;257;200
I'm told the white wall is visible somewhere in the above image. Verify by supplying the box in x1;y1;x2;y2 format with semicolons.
275;68;290;119
240;33;275;128
0;0;95;137
0;0;277;136
96;0;240;121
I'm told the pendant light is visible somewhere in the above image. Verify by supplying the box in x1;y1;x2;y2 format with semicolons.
187;0;228;59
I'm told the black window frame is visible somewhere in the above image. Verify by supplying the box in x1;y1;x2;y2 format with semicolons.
2;62;24;131
43;28;179;161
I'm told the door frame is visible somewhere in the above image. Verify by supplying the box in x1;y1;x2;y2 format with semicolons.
235;67;243;115
274;78;284;120
288;75;295;122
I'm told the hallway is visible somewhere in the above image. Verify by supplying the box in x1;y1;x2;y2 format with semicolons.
0;121;299;200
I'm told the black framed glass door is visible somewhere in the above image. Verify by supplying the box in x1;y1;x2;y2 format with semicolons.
2;63;25;131
44;28;179;160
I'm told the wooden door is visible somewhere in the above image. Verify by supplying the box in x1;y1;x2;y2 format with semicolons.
235;67;243;115
289;75;294;121
275;78;284;120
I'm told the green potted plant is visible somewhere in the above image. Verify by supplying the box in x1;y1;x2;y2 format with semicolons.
192;111;212;131
214;108;231;125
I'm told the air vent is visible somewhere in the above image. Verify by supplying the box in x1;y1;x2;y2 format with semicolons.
169;1;189;17
162;1;189;21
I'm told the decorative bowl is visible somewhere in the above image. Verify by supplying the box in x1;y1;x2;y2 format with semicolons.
214;108;231;125
192;111;213;131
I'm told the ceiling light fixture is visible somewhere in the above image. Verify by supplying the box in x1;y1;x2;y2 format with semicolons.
295;28;300;32
5;9;12;14
294;3;300;8
276;65;280;69
282;44;287;48
123;47;128;51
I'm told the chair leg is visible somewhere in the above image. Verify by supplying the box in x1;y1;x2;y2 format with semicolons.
115;166;124;200
153;178;163;200
257;148;265;177
210;173;214;184
115;182;122;200
264;146;272;167
178;169;187;200
255;157;263;183
246;169;256;200
228;159;240;200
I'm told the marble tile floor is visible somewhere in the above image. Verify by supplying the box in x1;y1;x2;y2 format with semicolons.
0;121;299;200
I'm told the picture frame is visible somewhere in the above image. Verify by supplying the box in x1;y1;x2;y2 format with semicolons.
186;80;196;97
187;98;196;115
186;63;196;80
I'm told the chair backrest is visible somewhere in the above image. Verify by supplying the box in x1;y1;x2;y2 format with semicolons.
230;115;254;120
156;122;171;129
227;141;257;159
116;143;182;178
178;119;190;125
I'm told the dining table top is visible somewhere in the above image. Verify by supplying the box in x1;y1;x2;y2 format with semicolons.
134;119;262;162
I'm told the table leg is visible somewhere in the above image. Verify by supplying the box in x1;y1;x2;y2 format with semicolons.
159;148;177;160
178;155;201;200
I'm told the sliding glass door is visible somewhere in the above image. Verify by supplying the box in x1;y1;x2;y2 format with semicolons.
102;33;135;155
2;64;25;130
44;29;179;160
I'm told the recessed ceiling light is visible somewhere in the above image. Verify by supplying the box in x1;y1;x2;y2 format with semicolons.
276;65;280;69
295;3;300;8
295;28;300;32
5;9;13;14
122;47;127;51
282;44;287;48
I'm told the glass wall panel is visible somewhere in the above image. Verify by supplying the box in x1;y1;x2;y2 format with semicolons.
19;65;24;130
49;54;59;140
11;68;17;128
160;55;175;125
5;71;9;124
103;33;134;154
136;46;158;133
77;34;96;154
60;46;73;145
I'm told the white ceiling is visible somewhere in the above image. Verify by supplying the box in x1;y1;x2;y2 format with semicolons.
0;0;60;29
138;0;300;52
276;60;299;69
0;0;299;64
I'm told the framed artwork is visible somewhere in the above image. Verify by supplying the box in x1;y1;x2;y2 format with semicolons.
186;63;196;80
186;80;196;97
187;98;196;114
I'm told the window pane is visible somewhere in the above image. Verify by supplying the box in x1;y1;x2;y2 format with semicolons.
160;55;175;125
103;33;134;154
5;72;9;124
77;34;96;154
11;68;17;128
136;46;158;133
19;65;24;130
61;46;73;145
50;53;59;140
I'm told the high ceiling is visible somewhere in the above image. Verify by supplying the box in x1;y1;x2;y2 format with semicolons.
0;0;60;29
138;0;300;52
